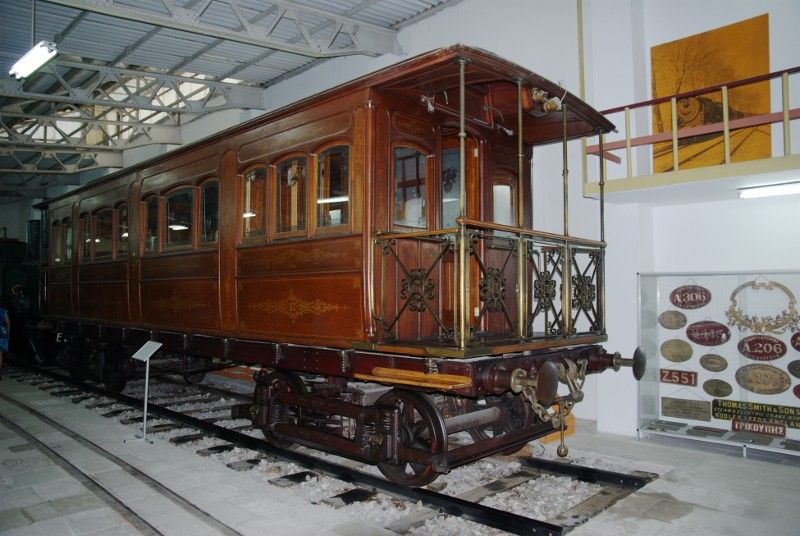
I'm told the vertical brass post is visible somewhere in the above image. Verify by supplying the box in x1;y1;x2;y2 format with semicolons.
783;72;791;155
670;97;679;172
561;105;572;336
516;80;526;340
722;86;731;164
598;133;606;333
457;58;469;349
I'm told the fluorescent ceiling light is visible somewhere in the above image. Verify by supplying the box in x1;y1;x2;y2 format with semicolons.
242;211;256;218
738;181;800;199
9;41;57;79
169;224;189;231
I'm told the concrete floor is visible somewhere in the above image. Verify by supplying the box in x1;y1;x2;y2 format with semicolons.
1;373;799;536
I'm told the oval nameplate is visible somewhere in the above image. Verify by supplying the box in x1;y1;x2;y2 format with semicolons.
686;321;730;346
735;364;791;395
738;335;786;361
792;332;800;352
699;354;728;372
703;379;733;398
794;385;800;400
788;360;800;380
670;285;711;309
658;310;687;330
661;339;693;363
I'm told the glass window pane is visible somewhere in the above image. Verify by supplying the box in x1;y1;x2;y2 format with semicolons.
94;209;113;259
64;219;72;262
80;215;91;261
201;181;219;243
52;222;62;263
441;148;460;229
393;147;426;228
144;198;158;254
242;168;266;239
117;205;128;255
317;146;349;228
493;173;516;228
166;188;193;247
276;157;306;233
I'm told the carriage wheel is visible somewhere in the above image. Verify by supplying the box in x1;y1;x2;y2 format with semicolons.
67;338;90;380
377;390;447;487
102;344;130;393
184;357;211;384
260;371;306;449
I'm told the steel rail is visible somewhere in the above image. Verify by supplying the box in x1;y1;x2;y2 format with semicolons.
16;364;564;536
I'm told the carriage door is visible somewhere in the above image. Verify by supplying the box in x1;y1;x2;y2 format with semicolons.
440;134;480;332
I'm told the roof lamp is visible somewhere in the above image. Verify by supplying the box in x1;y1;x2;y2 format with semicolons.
9;41;57;79
738;181;800;199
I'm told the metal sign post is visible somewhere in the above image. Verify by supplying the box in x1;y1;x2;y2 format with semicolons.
124;341;162;444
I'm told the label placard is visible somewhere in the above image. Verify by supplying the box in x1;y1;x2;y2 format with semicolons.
662;397;711;421
712;399;800;429
660;368;698;386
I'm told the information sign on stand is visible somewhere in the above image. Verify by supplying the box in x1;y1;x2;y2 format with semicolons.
124;341;162;444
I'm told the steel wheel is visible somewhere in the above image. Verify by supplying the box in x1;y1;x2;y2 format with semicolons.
101;344;130;393
261;371;306;449
377;390;447;487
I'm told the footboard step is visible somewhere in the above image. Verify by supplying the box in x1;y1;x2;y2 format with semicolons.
322;488;377;508
269;470;319;487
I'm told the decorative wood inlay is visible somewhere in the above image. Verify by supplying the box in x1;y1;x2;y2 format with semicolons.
250;290;347;320
151;290;208;314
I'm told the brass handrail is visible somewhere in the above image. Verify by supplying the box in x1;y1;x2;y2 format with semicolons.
456;218;606;248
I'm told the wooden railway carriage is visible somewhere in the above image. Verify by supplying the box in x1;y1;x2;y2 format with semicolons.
35;45;644;486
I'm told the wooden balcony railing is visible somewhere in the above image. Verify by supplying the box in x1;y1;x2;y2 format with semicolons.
584;66;800;184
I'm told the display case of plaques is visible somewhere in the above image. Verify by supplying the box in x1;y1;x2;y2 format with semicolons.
638;271;800;455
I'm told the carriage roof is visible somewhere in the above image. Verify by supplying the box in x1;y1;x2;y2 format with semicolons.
36;44;612;209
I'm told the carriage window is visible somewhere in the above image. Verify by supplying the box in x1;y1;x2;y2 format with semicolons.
144;197;158;254
51;221;62;263
165;188;193;248
241;167;266;239
80;214;91;261
441;148;460;229
94;209;113;260
317;146;349;228
200;180;219;243
393;147;427;228
276;156;306;234
63;219;73;262
117;204;128;256
493;173;516;228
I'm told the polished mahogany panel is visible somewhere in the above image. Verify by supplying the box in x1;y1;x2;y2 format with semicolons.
237;236;361;276
46;284;71;316
140;251;218;280
140;279;220;331
79;281;128;321
47;266;72;284
237;273;364;343
79;261;127;282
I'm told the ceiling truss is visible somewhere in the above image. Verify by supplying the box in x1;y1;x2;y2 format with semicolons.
47;0;400;58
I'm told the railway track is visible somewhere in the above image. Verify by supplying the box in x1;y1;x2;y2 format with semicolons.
4;364;658;535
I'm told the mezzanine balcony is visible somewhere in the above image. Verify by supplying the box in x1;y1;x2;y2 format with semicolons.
583;67;800;202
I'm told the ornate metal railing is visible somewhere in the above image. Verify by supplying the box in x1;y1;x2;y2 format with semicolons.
371;220;605;350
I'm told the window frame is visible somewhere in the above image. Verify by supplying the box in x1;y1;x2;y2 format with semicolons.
492;168;518;229
115;202;129;259
92;207;114;261
141;194;161;256
79;213;92;263
62;218;73;264
51;220;63;264
313;142;351;236
273;152;309;239
391;142;432;231
238;164;268;245
162;184;195;251
199;178;219;246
